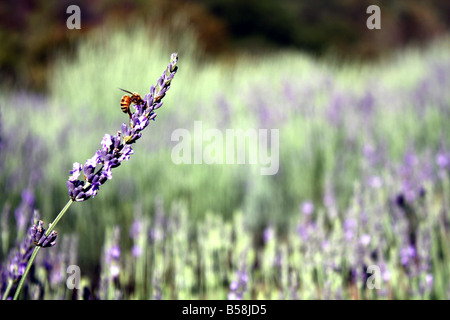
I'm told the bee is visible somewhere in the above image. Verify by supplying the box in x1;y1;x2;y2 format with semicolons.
119;88;146;118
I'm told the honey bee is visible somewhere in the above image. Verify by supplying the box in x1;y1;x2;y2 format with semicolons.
119;88;146;118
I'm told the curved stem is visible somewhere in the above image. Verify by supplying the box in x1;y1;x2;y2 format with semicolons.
13;199;75;300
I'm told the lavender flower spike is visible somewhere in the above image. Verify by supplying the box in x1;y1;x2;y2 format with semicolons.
66;53;178;202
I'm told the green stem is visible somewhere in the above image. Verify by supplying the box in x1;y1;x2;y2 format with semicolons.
2;280;13;300
13;199;74;300
45;199;74;236
13;246;40;300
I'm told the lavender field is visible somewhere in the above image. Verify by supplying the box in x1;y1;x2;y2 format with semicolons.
0;28;449;300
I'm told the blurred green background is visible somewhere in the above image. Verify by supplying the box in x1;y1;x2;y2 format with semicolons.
1;0;449;91
0;0;449;299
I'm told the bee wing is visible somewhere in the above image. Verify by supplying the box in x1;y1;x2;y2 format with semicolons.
118;88;133;94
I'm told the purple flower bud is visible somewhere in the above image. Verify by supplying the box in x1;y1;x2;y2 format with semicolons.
112;135;121;149
102;166;113;180
118;145;133;162
153;102;163;110
101;134;113;151
67;180;75;192
108;158;120;168
149;85;155;96
156;77;164;88
155;88;167;101
84;153;100;177
144;93;154;106
133;114;149;131
85;182;100;198
121;123;130;136
31;221;44;244
75;191;88;202
41;231;58;247
68;179;85;200
69;162;82;181
99;173;108;184
30;221;58;247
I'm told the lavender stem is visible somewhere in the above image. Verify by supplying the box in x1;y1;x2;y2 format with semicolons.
2;280;13;300
45;199;74;236
12;246;40;300
12;199;74;300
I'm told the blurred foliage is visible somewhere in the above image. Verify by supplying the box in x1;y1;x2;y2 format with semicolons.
0;0;228;91
198;0;449;56
1;0;449;91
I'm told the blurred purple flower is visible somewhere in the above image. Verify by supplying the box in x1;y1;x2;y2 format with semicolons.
326;91;345;125
360;234;371;247
69;162;83;181
229;280;238;292
382;269;391;282
323;189;335;208
130;219;142;240
400;245;416;266
263;226;275;244
132;245;142;258
3;211;40;288
297;222;316;241
110;265;120;278
367;175;382;188
104;227;121;279
110;245;120;260
436;151;450;169
344;218;357;241
358;91;375;115
21;189;35;207
425;274;433;289
228;252;249;300
300;201;314;216
395;150;431;206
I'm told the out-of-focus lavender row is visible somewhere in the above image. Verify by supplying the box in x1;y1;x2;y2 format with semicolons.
2;148;448;299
